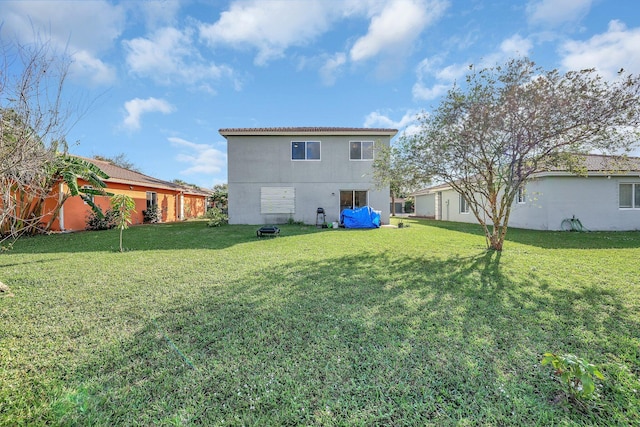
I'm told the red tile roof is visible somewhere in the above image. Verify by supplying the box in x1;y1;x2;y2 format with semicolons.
219;127;398;137
76;156;211;196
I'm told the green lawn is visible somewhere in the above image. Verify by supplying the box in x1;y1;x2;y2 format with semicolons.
1;219;639;426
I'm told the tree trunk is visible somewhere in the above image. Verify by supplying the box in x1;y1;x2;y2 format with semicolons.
488;224;508;251
489;233;504;251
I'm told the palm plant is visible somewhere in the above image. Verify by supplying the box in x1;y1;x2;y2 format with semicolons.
110;193;136;252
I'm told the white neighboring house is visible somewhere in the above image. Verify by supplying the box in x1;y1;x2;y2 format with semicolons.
410;155;640;231
220;127;398;225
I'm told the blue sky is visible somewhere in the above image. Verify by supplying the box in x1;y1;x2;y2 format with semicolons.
2;0;639;188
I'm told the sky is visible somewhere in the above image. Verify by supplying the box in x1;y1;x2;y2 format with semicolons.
2;0;639;188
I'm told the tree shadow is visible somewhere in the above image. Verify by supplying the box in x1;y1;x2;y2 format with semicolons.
52;249;638;425
408;218;640;249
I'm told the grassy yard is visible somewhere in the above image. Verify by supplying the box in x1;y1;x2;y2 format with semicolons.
1;219;639;426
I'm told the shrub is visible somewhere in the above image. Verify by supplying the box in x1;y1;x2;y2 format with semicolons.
142;205;160;224
86;209;116;231
542;352;605;401
404;199;414;213
206;208;228;227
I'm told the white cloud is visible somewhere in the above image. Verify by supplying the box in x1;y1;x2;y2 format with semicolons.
498;34;534;58
412;82;451;101
412;34;532;101
123;97;175;131
199;0;337;65
124;26;234;87
319;53;348;86
527;0;592;27
169;137;227;176
0;0;124;86
350;0;447;63
70;50;117;86
412;56;462;101
434;63;470;82
364;110;421;136
560;20;640;79
136;0;182;29
199;0;447;73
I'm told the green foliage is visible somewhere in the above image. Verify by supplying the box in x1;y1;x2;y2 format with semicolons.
210;183;228;210
542;352;605;400
205;207;228;227
399;57;640;251
404;199;414;213
142;205;160;224
110;194;136;252
85;209;116;231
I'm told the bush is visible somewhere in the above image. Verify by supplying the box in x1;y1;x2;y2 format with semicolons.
404;200;414;213
541;352;605;402
142;205;160;224
206;208;228;227
86;209;116;231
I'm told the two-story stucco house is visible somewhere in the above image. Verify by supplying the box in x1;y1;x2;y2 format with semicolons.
219;127;398;225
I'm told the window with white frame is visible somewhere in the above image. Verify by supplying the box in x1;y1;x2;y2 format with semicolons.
517;186;526;204
619;183;640;209
146;191;157;210
459;194;470;214
349;141;374;160
291;141;320;160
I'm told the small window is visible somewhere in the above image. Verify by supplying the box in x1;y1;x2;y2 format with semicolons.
146;191;157;210
517;187;526;204
459;194;470;214
619;183;640;209
292;141;320;160
82;185;94;204
349;141;374;160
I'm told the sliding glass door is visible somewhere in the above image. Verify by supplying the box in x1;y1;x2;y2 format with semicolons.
340;190;368;213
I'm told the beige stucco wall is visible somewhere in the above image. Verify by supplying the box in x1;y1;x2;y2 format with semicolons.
414;175;640;231
227;134;391;225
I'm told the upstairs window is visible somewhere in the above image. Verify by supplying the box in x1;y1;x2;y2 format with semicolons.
619;183;640;208
349;141;374;160
292;141;320;160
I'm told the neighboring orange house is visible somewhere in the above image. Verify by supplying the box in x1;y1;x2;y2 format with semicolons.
46;157;211;232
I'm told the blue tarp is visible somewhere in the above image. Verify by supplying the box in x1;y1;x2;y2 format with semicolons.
340;206;381;229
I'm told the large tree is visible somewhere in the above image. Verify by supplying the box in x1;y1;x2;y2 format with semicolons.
0;37;93;242
373;143;419;216
395;58;640;250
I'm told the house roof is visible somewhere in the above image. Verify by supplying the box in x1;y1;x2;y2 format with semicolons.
219;126;398;137
76;156;211;196
540;154;640;174
410;154;640;196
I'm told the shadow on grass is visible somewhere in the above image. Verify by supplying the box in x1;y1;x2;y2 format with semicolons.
408;218;640;250
55;250;639;425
